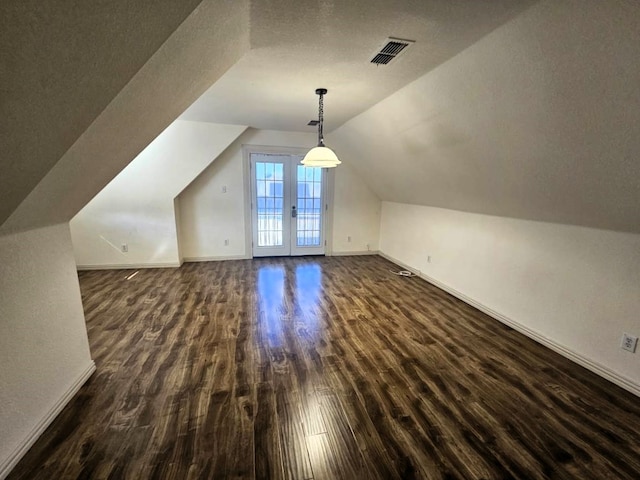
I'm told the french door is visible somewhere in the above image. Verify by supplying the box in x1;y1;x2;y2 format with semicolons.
250;153;325;257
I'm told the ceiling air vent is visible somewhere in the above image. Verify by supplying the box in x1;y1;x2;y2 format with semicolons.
371;37;414;65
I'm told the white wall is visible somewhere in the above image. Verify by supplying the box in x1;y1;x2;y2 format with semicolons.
332;161;380;254
177;129;251;260
178;128;381;260
380;202;640;395
0;224;95;477
70;121;246;268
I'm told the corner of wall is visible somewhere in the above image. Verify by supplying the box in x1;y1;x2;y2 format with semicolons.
0;223;94;476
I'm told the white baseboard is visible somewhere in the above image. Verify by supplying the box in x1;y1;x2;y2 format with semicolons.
379;252;640;398
183;255;250;263
76;262;181;271
0;361;96;480
331;250;379;256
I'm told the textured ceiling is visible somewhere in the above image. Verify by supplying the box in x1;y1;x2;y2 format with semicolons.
180;0;538;132
1;0;538;231
3;0;638;235
331;0;640;233
0;0;250;234
0;0;204;226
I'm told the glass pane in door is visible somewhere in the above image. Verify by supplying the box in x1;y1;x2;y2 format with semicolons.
256;162;284;247
296;165;322;246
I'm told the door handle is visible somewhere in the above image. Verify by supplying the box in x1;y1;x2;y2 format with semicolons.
291;205;297;218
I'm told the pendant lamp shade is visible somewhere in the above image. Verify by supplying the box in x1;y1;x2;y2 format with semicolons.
301;88;341;168
302;146;341;168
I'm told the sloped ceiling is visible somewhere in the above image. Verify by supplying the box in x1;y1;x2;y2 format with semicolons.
1;0;538;234
3;0;638;235
181;0;538;132
0;0;251;234
0;0;203;226
331;0;640;233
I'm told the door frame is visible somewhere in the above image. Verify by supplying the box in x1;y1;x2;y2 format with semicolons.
242;144;335;258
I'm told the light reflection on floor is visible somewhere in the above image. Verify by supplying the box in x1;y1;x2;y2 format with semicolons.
256;260;323;347
257;265;285;348
295;263;321;331
256;260;329;475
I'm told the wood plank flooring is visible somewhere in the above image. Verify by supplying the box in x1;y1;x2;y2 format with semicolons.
8;255;640;479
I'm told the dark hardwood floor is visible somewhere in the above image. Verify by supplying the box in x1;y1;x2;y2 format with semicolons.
8;255;640;479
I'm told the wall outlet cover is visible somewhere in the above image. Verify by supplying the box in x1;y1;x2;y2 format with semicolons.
621;333;638;353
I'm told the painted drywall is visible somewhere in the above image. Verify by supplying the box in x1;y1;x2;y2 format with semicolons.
184;0;537;131
2;0;250;235
380;202;640;394
0;224;94;476
0;0;203;225
332;0;640;233
177;131;250;260
178;128;381;260
332;161;381;254
70;121;246;268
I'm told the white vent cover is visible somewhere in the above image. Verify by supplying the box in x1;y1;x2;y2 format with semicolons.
371;37;415;65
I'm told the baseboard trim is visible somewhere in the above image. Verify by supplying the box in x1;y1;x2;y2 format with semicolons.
0;361;96;480
182;253;380;261
379;252;640;398
76;262;181;271
183;255;250;263
331;250;379;257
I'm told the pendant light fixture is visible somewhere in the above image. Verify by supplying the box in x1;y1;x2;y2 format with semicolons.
302;88;342;168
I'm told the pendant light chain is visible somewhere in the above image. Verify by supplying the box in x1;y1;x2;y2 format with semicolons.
301;87;341;168
318;90;325;147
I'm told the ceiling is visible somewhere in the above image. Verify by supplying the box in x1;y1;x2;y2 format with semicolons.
180;0;539;132
331;0;640;233
1;0;539;230
0;0;250;233
0;0;205;227
5;0;637;235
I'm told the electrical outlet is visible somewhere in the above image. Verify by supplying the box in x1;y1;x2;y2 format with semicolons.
621;333;638;353
427;255;431;263
222;186;227;193
121;244;128;253
347;236;351;243
224;239;229;246
366;243;370;251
